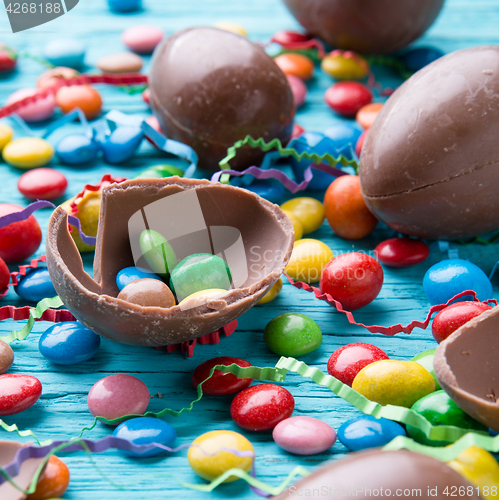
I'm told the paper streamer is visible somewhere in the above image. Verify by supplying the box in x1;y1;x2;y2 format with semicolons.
270;37;326;59
0;255;48;300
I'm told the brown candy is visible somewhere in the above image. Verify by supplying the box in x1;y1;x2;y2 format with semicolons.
97;52;143;73
274;449;479;500
149;27;294;172
117;278;176;308
360;46;499;240
282;0;444;54
434;305;499;432
46;178;294;346
0;339;14;374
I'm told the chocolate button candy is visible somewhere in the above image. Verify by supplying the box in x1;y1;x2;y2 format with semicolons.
280;197;325;234
97;52;143;73
56;85;102;120
2;138;54;169
116;267;162;291
0;256;9;291
56;134;101;165
15;268;56;303
118;279;176;308
325;82;372;118
0;123;13;151
258;278;283;305
0;340;14;374
139;229;177;278
43;39;85;69
285;238;333;284
108;0;141;12
0;374;42;416
134;164;184;180
18;168;68;201
28;455;70;500
6;88;55;122
412;349;441;391
375;237;430;268
101;126;144;164
321;52;369;80
401;47;444;72
122;25;163;54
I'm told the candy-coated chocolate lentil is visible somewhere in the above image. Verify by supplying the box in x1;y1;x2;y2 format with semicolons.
244;179;285;204
15;268;56;303
375;237;430;268
327;343;389;387
258;277;283;305
285;238;333;284
273;416;336;455
320;253;383;310
113;417;177;457
56;134;101;165
282;209;303;241
43;38;85;68
325;81;373;118
139;229;177;278
0;44;17;72
142;87;151;106
213;21;247;37
352;360;435;408
291;123;305;139
274;53;314;81
2;138;54;169
178;288;228;309
0;374;42;416
0;256;9;291
355;129;368;157
101;126;144;164
280;197;325;234
122;25;164;54
0;339;14;374
26;455;70;500
18;168;68;201
97;52;143;73
6;88;55;122
401;47;444;73
87;374;149;424
356;102;383;129
272;31;310;45
39;322;101;365
192;356;253;396
134;164;184;179
264;312;322;357
0;123;13;151
337;415;406;452
116;266;162;290
432;301;492;343
287;73;307;107
324;175;378;240
323;122;363;153
188;430;254;483
169;253;232;302
230;384;294;431
321;53;369;81
108;0;141;12
423;259;493;305
37;67;79;89
411;349;441;391
55;85;102;120
118;278;176;308
0;203;42;263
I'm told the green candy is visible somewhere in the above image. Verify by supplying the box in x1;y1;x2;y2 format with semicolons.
134;164;184;179
264;313;322;357
169;253;232;302
411;349;441;391
139;229;177;278
407;390;488;446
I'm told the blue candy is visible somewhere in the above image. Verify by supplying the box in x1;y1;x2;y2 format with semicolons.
337;415;406;451
113;417;176;457
43;39;86;69
489;428;498;436
39;321;101;365
401;47;445;73
323;123;363;155
108;0;141;12
15;268;56;303
423;259;493;305
116;267;163;291
101;126;144;164
245;180;286;204
56;134;101;166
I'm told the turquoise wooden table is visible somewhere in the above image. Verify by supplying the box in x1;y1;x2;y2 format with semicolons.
1;0;498;498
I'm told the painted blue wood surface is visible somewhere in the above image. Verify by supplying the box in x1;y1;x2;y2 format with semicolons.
1;0;499;498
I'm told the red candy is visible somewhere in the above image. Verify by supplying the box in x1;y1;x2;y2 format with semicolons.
327;343;389;386
0;203;42;263
355;129;368;157
0;374;42;416
432;301;493;344
18;168;68;201
320;252;383;310
0;256;8;291
192;356;253;396
375;238;430;268
230;384;294;431
291;123;305;139
325;81;372;118
142;87;151;106
272;31;311;45
0;44;17;72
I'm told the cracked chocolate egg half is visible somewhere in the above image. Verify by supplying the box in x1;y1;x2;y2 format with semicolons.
434;305;499;432
359;46;499;240
46;178;294;346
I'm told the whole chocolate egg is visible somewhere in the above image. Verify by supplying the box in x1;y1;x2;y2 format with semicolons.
274;449;479;499
282;0;444;54
360;46;499;240
149;27;294;172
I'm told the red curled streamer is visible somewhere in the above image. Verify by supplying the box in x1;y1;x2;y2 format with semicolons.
284;273;497;336
0;255;48;299
0;305;75;323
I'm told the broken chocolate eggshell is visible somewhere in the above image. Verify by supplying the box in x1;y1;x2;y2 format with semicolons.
359;46;499;240
149;27;294;172
46;178;294;346
434;305;499;432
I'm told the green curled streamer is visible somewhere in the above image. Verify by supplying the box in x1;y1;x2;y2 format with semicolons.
0;420;48;446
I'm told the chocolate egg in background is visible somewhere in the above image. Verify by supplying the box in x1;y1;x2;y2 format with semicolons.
282;0;445;54
359;46;499;240
149;27;294;172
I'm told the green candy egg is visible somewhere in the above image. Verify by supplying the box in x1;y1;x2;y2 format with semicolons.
411;348;441;391
139;229;177;278
407;390;488;446
169;253;232;302
134;164;184;179
264;313;322;357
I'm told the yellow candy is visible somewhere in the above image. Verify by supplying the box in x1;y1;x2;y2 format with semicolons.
2;137;54;169
188;430;254;483
321;53;369;81
447;446;499;499
352;360;435;408
280;197;325;235
282;209;303;241
214;21;247;37
258;277;283;305
0;124;13;151
179;288;228;309
61;191;101;252
285;238;333;284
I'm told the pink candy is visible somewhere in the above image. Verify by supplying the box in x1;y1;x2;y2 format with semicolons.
7;88;55;122
287;74;307;108
122;25;164;54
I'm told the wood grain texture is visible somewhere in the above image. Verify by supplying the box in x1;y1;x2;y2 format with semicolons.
0;0;498;498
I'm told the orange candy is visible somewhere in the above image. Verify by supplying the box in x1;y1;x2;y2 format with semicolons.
55;85;102;119
356;102;383;129
274;53;314;81
27;455;70;500
323;175;377;240
37;67;79;90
